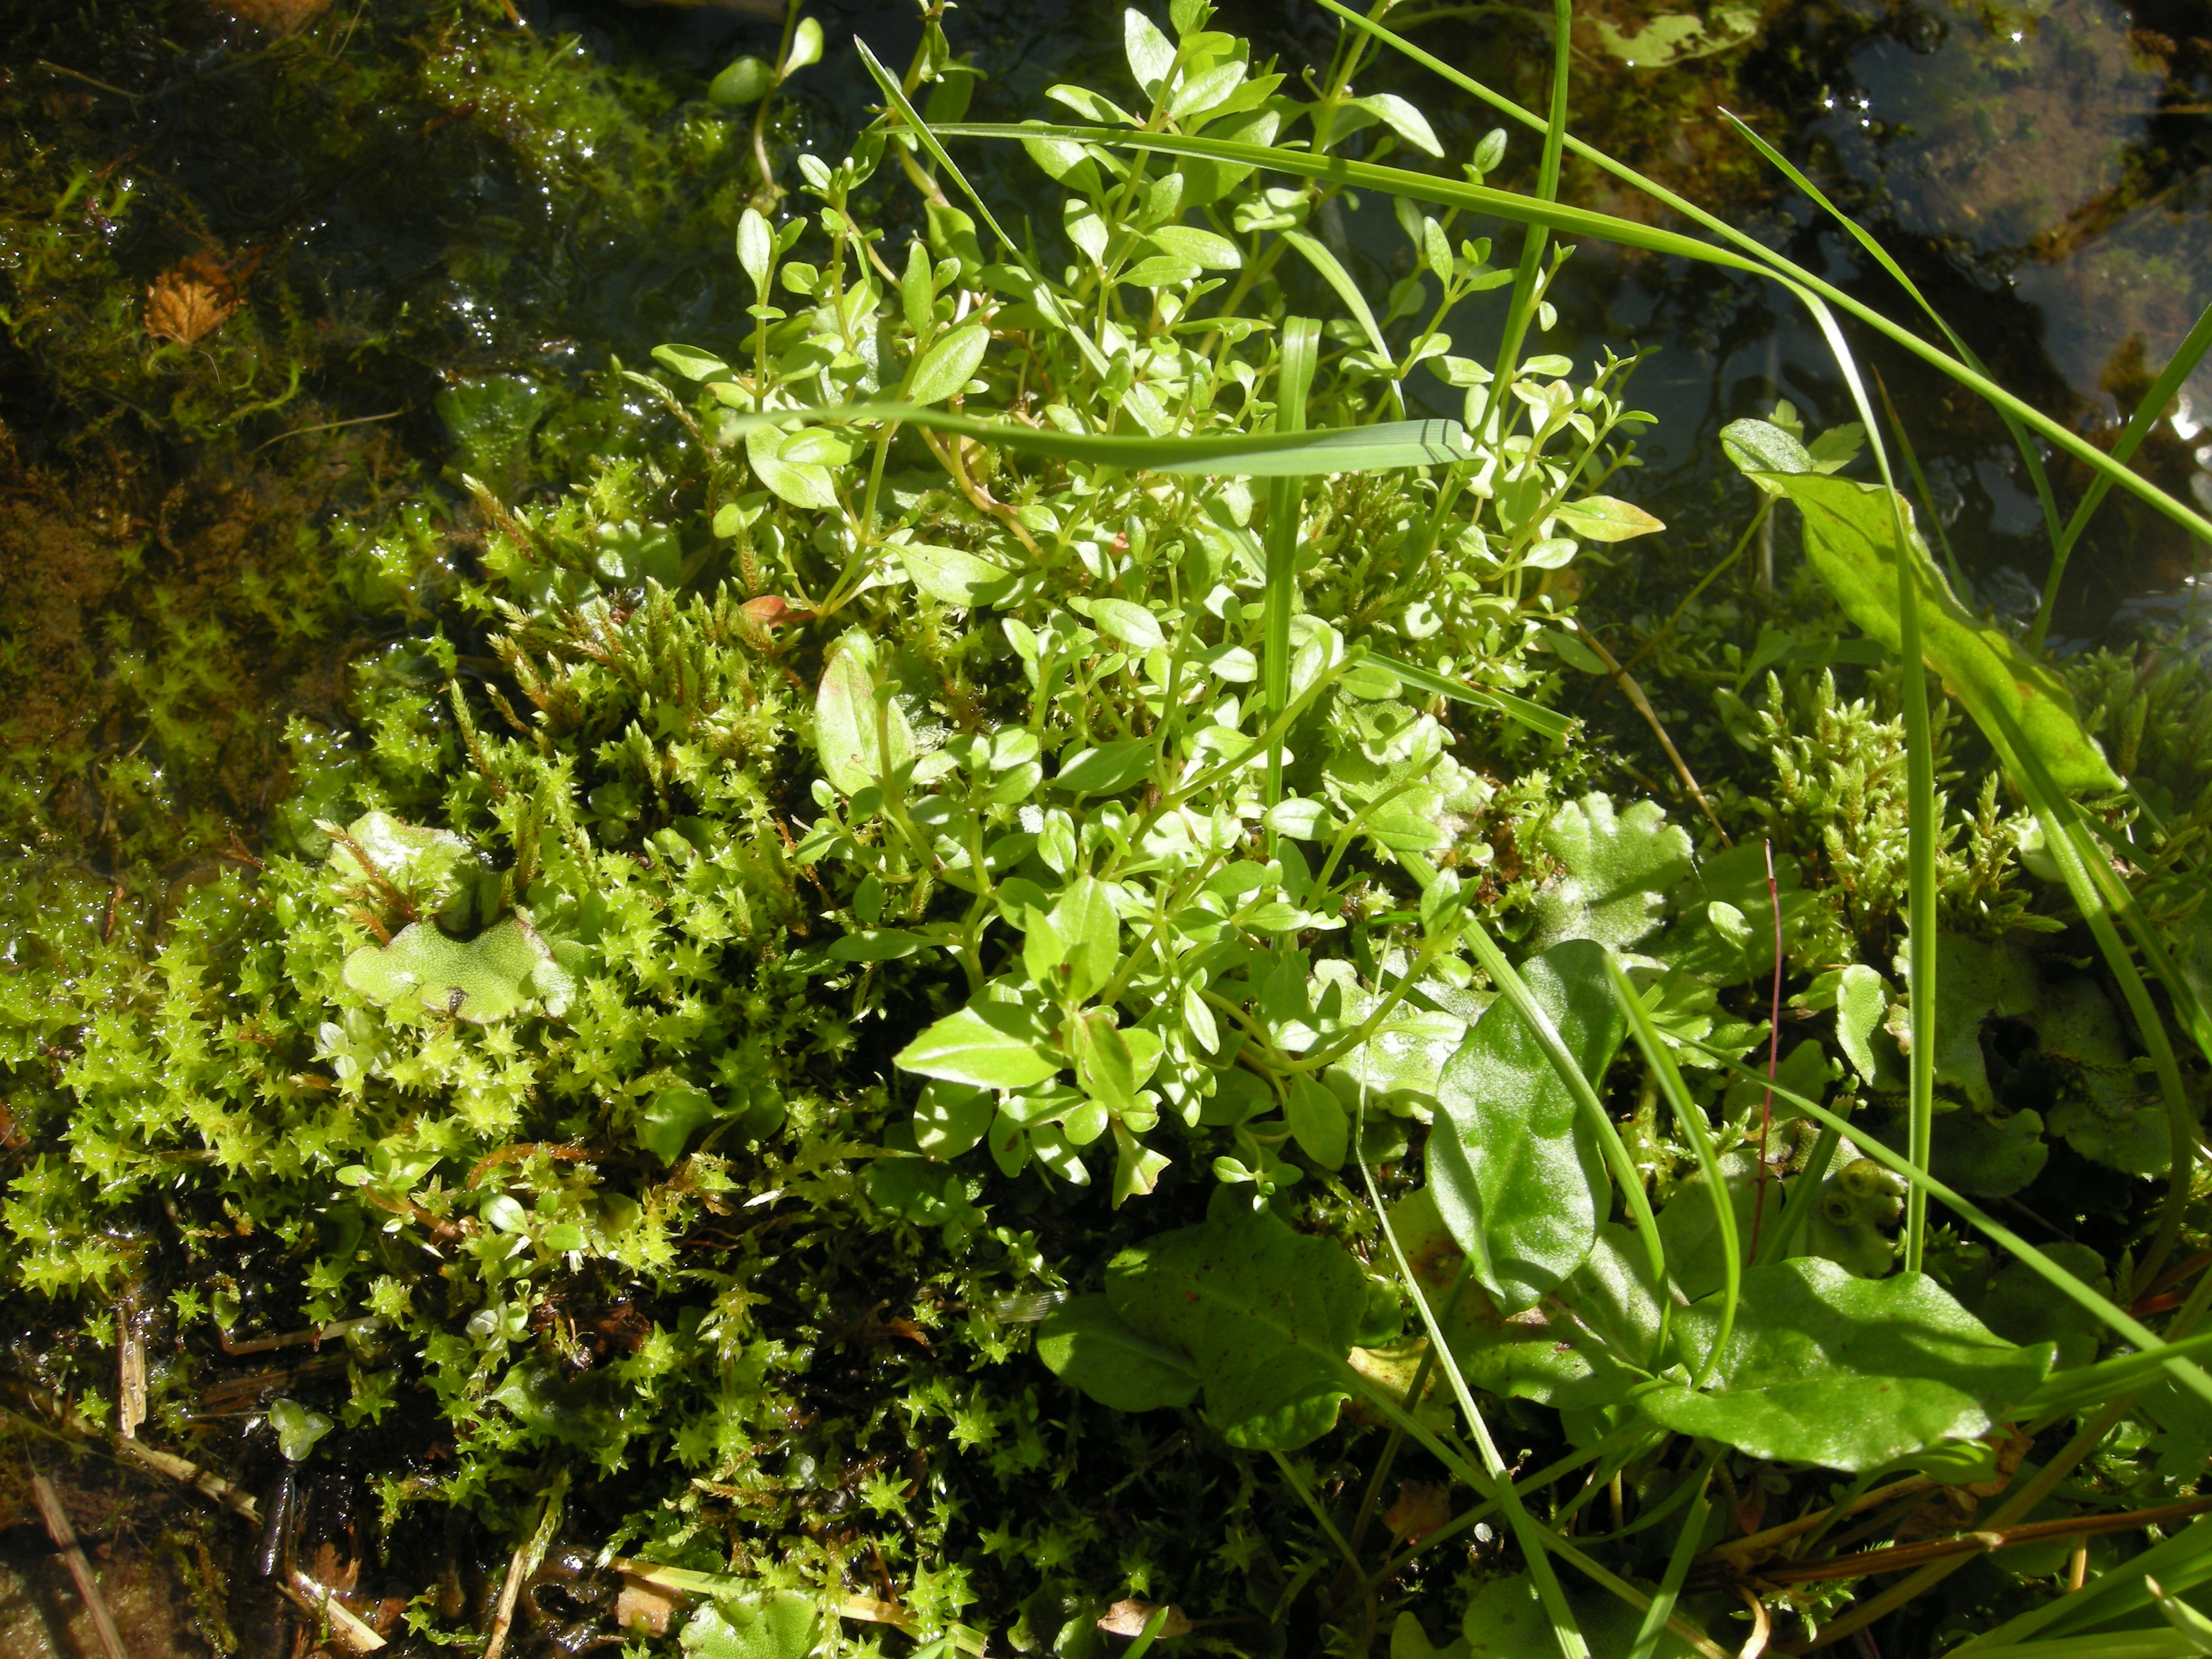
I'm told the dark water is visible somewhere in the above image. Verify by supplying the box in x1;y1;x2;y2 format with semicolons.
7;0;2207;627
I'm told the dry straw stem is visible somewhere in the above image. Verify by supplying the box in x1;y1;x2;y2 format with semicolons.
28;1465;128;1659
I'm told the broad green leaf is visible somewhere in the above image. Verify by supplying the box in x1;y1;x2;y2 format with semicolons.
653;344;728;381
1071;1009;1137;1115
735;207;773;288
914;1082;994;1159
1052;875;1120;1000
1088;598;1166;651
1103;1204;1372;1448
1741;467;2120;792
1124;8;1176;96
1835;962;1887;1084
1285;1075;1348;1171
1718;415;1811;489
1553;494;1665;542
1147;224;1241;270
781;15;822;75
269;1397;332;1462
1054;737;1155;796
343;915;572;1024
1639;1257;2054;1470
1036;1293;1199;1410
745;423;839;510
900;542;1014;606
1430;939;1627;1311
907;322;990;405
1530;793;1694;952
680;1594;818;1659
635;1082;718;1165
727;402;1469;477
1348;92;1443;157
707;56;773;109
813;635;912;795
895;1001;1062;1089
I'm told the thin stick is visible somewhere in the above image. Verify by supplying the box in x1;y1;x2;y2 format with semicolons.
1744;1494;2212;1588
245;409;401;456
29;1466;129;1659
1581;632;1731;843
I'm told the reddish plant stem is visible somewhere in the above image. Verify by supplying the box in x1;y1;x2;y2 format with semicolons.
1748;839;1783;1261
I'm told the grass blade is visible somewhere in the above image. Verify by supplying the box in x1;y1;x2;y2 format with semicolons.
1624;1454;1717;1659
1489;0;1573;427
1979;700;2197;1292
1280;229;1390;361
729;402;1470;475
1274;6;2212;546
1367;649;1575;739
854;39;1112;379
1718;109;2068;571
1605;953;1736;1384
1265;319;1320;814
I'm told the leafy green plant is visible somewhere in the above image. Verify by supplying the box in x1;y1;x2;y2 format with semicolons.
4;3;2210;1657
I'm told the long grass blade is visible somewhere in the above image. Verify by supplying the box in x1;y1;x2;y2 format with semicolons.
1354;1105;1596;1659
1280;229;1390;360
1773;288;1940;1276
1276;6;2212;546
1624;1455;1717;1659
1265;320;1319;817
1368;649;1575;739
2028;298;2212;651
1488;0;1573;427
1605;954;1735;1383
1718;109;2068;570
854;39;1113;379
1979;700;2197;1292
729;402;1469;475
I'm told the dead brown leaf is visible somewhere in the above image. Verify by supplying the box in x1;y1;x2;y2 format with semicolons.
145;249;259;346
1383;1480;1452;1547
1097;1599;1191;1639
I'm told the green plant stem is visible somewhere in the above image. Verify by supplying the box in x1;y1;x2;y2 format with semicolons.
1626;1454;1717;1659
1270;1448;1366;1581
1619;496;1773;676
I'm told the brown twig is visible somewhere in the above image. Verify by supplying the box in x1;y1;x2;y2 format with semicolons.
1700;1476;1937;1570
1738;1494;2212;1590
1579;632;1731;844
28;1465;129;1659
217;1314;384;1357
